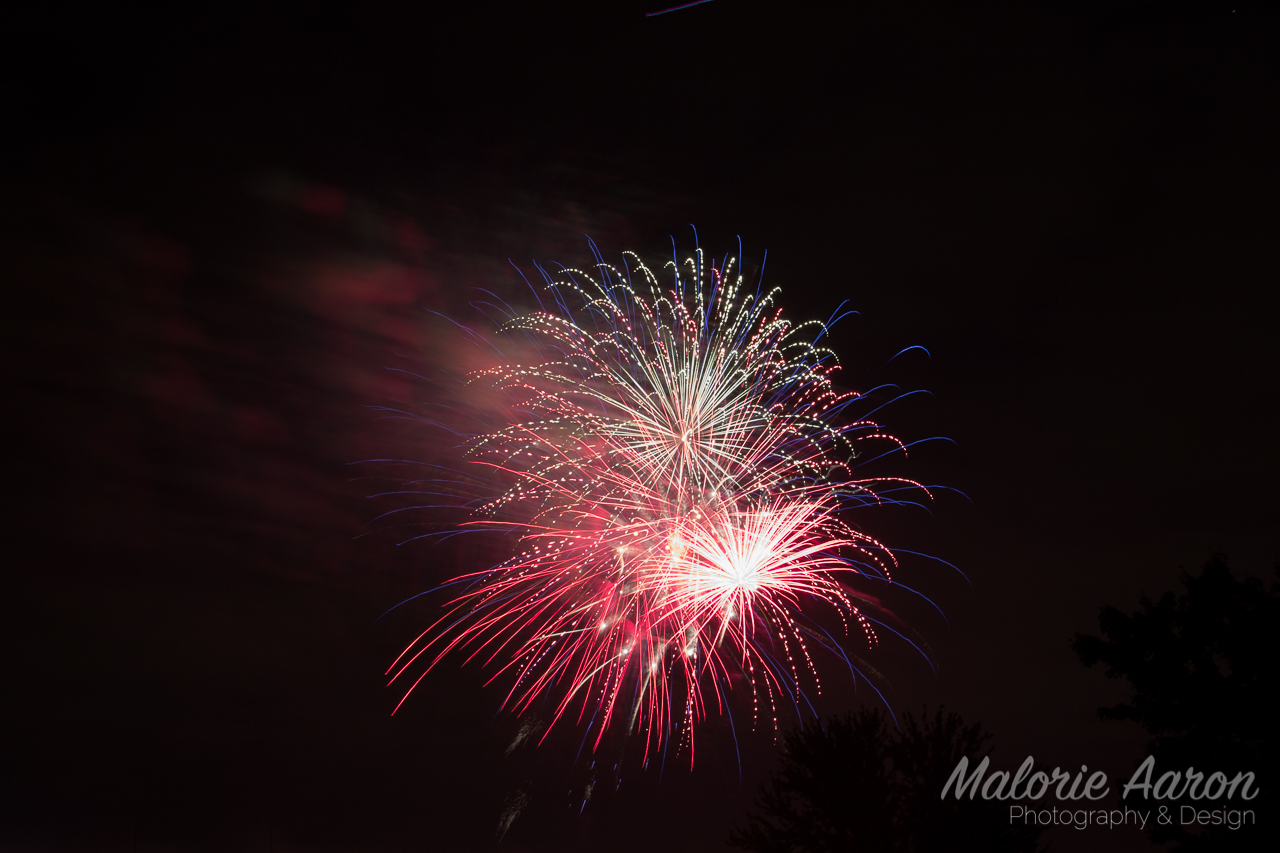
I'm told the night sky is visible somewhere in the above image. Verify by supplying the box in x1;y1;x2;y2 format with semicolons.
4;2;1277;852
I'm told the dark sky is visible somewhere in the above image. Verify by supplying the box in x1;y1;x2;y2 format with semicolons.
3;2;1277;852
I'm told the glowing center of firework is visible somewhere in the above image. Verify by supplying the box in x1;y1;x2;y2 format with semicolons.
725;554;763;592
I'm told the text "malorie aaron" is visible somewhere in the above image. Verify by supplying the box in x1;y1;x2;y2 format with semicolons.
940;755;1259;802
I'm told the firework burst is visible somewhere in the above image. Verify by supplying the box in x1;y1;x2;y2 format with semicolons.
383;242;933;762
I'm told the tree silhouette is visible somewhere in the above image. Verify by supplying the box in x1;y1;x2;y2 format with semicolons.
729;708;1045;853
1074;555;1278;851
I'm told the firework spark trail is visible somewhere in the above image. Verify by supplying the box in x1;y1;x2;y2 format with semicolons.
386;243;934;762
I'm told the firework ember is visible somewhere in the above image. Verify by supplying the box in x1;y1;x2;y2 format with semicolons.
385;243;932;761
